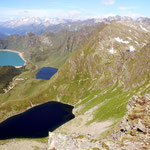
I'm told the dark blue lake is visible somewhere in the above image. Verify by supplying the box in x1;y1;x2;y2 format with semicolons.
36;67;58;80
0;101;75;140
0;51;25;67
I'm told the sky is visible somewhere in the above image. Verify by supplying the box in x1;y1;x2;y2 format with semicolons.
0;0;150;20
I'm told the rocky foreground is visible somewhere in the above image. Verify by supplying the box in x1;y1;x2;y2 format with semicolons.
48;95;150;150
0;140;47;150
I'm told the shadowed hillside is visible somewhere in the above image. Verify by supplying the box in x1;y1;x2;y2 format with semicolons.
0;66;23;93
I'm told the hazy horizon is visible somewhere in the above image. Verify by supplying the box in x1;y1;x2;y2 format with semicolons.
0;0;149;21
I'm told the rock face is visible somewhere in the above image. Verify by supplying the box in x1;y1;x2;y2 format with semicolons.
48;132;103;150
105;95;150;149
120;95;150;135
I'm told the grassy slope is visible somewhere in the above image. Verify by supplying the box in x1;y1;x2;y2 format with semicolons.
0;50;71;103
0;26;102;121
0;22;150;137
0;26;100;105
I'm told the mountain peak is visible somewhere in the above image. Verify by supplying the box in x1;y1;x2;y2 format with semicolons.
0;17;73;28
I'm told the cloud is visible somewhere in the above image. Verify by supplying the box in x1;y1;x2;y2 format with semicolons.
0;7;84;20
0;5;144;21
118;6;137;10
101;0;115;5
0;7;111;21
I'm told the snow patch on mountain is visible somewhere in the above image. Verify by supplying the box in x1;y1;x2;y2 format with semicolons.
135;41;139;45
109;48;116;54
94;19;102;23
0;17;72;28
140;25;149;32
127;37;132;40
128;46;136;52
115;37;129;44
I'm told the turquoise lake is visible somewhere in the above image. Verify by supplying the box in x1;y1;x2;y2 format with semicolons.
0;51;25;67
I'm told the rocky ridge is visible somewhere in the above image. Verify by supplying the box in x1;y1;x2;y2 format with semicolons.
0;15;150;37
106;95;150;149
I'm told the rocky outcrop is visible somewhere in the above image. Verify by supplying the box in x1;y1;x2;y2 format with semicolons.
48;132;103;150
105;95;150;149
48;95;150;150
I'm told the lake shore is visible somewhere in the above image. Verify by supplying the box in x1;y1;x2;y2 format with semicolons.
0;49;26;68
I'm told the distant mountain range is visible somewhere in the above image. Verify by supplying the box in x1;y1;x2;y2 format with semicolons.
0;15;150;37
0;17;98;37
0;17;72;27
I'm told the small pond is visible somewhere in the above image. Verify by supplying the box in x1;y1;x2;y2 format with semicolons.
36;67;58;80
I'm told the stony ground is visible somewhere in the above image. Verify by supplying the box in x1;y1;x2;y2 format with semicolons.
0;140;47;150
48;132;104;150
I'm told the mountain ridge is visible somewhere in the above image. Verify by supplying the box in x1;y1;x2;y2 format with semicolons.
0;15;150;37
0;20;150;146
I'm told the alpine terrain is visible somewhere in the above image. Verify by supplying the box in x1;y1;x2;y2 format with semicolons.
0;16;150;149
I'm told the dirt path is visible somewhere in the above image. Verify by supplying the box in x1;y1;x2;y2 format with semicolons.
0;140;47;150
